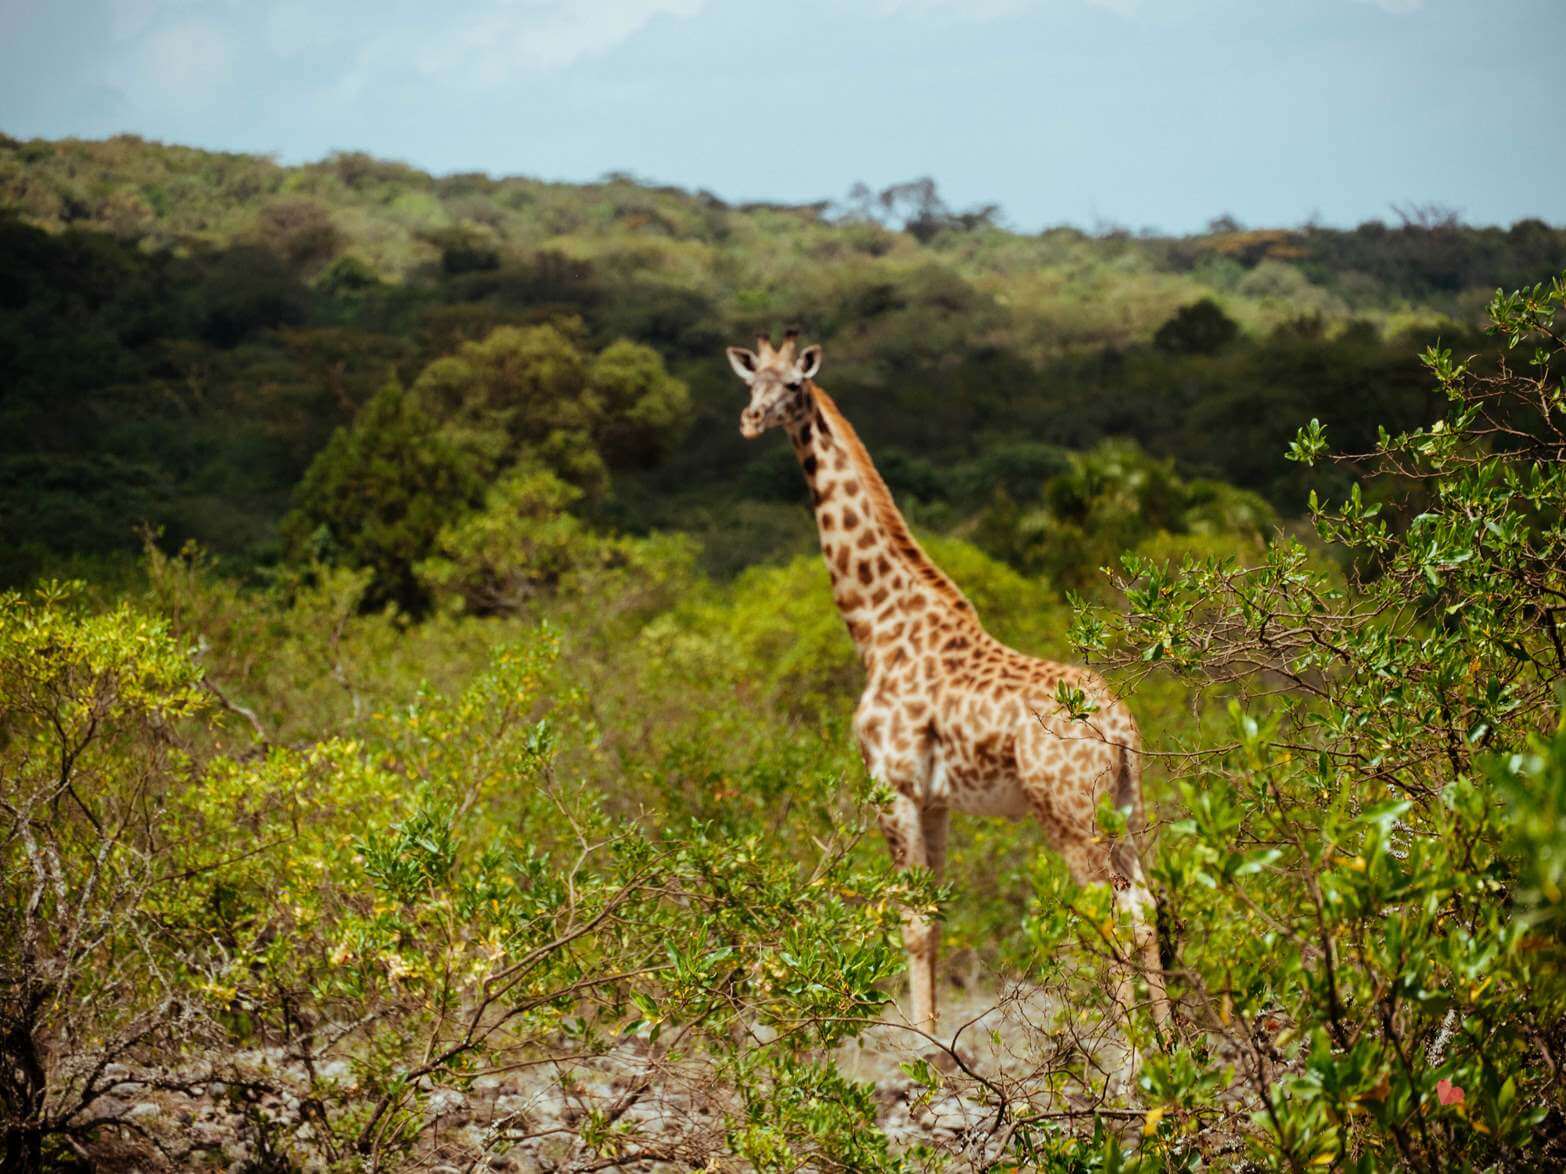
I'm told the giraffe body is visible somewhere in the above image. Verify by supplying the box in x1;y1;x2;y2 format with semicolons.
727;334;1168;1044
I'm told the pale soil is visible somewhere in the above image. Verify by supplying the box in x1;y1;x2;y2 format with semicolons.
70;978;1158;1171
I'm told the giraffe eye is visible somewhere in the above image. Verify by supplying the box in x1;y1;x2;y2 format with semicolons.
787;380;802;392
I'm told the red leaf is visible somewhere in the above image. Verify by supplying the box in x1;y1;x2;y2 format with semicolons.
1436;1078;1465;1106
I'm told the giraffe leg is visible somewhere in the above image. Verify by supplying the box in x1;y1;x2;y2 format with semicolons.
877;793;937;1034
1054;837;1145;1094
920;805;949;1034
1110;747;1172;1033
1019;721;1165;1094
1111;843;1170;1032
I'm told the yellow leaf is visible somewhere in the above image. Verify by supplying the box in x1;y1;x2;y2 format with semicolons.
1143;1106;1166;1136
1310;1151;1338;1166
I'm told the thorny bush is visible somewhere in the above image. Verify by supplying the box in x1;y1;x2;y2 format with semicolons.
0;599;920;1169
1059;274;1566;1167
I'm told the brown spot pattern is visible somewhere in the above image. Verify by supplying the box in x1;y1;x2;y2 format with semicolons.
760;369;1163;1034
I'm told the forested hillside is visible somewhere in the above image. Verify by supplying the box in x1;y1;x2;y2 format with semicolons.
6;133;1566;591
4;133;1566;1170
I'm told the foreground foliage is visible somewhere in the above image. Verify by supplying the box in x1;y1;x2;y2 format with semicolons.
0;588;924;1168
1060;275;1566;1166
4;241;1566;1166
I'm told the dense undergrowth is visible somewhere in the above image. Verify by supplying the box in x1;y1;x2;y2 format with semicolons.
3;271;1565;1168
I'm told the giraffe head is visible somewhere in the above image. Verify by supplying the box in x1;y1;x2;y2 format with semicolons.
726;330;822;439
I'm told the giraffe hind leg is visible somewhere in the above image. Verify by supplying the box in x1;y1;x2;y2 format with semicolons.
920;805;948;1034
1111;748;1171;1032
877;793;939;1034
1052;835;1155;1092
1018;727;1159;1089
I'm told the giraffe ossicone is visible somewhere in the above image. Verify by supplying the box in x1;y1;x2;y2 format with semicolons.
727;332;1170;1062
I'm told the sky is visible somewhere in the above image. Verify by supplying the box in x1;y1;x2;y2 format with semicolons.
1;0;1561;234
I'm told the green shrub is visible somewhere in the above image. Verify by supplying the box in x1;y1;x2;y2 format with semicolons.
0;585;209;1170
282;378;484;611
0;587;915;1169
1062;273;1566;1167
416;464;683;617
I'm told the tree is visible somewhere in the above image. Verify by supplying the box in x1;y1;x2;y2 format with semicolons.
410;323;688;492
1153;297;1240;355
587;338;690;467
970;440;1275;591
282;327;689;609
254;197;341;270
282;378;483;611
423;225;500;275
837;177;999;242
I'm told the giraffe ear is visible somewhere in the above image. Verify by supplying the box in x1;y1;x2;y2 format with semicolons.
797;345;822;381
726;347;759;381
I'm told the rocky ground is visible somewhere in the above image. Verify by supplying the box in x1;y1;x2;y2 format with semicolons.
68;980;1156;1170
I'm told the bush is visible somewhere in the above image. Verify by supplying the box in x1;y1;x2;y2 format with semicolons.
0;588;916;1169
415;464;682;616
1062;273;1566;1166
0;586;209;1170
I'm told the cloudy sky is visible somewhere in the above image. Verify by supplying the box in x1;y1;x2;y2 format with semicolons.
1;0;1560;232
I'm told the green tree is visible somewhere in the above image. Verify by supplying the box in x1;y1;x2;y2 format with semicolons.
282;378;482;611
410;323;688;495
971;439;1275;591
254;196;341;270
1153;297;1240;355
587;338;690;467
412;322;591;479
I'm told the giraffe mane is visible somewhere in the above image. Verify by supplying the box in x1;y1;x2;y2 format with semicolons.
807;384;977;619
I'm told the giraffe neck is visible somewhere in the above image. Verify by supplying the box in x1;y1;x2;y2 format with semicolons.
786;385;977;669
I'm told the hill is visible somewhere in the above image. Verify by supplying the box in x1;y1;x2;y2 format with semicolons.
4;132;1565;583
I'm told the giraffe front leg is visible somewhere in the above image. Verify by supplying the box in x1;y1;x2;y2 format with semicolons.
919;805;949;1033
877;792;938;1034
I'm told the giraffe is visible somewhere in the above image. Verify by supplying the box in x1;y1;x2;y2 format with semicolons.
727;331;1170;1051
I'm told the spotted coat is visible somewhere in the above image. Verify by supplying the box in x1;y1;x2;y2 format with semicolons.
727;333;1168;1035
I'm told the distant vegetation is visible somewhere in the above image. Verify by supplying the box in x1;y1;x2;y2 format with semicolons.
5;133;1566;592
